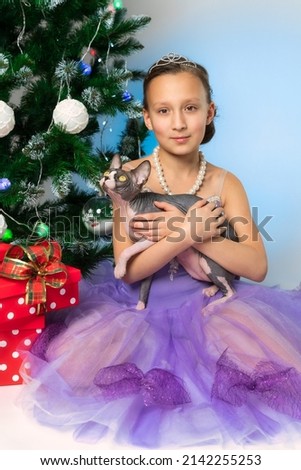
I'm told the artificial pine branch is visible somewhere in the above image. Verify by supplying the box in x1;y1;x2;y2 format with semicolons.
0;0;151;274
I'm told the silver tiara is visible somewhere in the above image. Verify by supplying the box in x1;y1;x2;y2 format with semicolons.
148;53;197;74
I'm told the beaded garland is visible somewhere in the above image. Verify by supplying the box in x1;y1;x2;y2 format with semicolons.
153;146;206;195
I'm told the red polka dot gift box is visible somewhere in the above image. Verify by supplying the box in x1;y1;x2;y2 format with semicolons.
0;241;81;385
0;243;9;260
0;318;45;385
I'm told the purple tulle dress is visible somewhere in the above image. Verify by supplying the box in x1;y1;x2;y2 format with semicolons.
19;259;301;448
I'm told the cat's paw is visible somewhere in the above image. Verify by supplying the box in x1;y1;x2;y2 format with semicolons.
202;285;219;297
202;292;235;316
136;300;146;310
114;262;126;279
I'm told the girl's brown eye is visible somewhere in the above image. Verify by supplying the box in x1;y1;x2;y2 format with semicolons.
118;175;127;182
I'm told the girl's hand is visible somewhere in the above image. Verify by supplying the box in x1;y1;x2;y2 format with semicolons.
130;201;185;242
183;200;226;243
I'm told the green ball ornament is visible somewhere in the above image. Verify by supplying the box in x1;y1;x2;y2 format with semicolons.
82;196;113;236
1;228;13;242
34;222;49;238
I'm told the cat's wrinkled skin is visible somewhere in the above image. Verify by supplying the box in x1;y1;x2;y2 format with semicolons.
100;154;238;311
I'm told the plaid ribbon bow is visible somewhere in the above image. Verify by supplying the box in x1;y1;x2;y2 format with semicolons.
0;240;68;314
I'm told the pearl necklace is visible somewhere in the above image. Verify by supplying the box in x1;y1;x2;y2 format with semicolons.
153;146;207;195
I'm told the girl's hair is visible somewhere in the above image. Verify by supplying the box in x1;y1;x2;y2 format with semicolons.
143;54;216;144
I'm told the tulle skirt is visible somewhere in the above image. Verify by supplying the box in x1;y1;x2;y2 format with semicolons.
19;260;301;448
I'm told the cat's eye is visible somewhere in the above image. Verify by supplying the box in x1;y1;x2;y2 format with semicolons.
103;171;110;176
118;175;127;182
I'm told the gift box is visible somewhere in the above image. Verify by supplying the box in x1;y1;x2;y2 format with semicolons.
0;317;44;385
0;241;81;385
0;265;81;327
0;243;10;261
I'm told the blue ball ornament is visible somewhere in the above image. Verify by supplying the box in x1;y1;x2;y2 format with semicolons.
0;177;11;191
122;90;133;102
78;60;92;76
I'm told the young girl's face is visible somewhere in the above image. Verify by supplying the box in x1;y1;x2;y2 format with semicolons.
143;71;215;155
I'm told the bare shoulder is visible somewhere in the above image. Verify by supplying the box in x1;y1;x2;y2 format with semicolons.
222;169;252;219
205;162;248;209
223;169;247;195
203;162;243;196
207;162;242;185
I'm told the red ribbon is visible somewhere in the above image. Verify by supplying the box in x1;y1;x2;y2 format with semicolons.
0;240;68;313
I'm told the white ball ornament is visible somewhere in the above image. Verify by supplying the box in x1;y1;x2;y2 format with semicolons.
0;100;15;138
0;214;8;238
53;98;89;134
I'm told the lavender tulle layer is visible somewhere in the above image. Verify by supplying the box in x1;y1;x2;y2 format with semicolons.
19;260;301;448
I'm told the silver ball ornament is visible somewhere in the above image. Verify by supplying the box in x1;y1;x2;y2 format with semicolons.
82;196;113;236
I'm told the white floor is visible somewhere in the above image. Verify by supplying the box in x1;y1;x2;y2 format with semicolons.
0;384;125;451
0;385;301;470
0;383;301;451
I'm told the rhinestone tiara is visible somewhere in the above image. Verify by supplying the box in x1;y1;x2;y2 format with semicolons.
148;53;197;74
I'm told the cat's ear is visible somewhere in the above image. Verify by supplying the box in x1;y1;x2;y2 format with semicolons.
110;153;122;169
131;160;151;185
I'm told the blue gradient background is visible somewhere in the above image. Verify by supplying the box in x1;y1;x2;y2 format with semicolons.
103;0;301;289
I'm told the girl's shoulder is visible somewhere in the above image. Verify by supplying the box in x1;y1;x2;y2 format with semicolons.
202;162;245;203
206;162;244;189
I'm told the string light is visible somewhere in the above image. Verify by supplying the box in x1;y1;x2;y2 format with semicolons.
113;0;123;9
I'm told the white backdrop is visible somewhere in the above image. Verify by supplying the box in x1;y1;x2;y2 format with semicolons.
103;0;301;289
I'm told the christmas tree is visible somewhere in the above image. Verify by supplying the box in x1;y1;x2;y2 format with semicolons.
0;0;150;275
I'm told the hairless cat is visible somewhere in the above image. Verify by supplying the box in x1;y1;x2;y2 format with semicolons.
100;154;238;311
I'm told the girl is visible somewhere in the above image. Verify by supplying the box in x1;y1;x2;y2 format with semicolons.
117;53;266;288
21;54;301;448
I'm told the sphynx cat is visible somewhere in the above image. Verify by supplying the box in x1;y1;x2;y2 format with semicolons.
100;154;238;310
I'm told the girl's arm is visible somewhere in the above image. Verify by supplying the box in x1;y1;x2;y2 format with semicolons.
113;171;267;284
193;172;267;281
112;199;224;284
